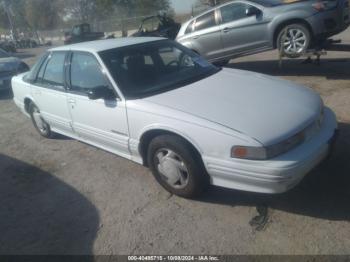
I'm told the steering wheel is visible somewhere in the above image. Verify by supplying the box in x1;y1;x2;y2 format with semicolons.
179;54;195;67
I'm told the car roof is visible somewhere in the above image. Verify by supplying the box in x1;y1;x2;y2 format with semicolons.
50;37;166;53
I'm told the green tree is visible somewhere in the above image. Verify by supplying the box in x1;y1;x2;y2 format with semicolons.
0;5;10;30
134;0;172;16
0;0;65;31
193;0;230;16
25;0;61;30
95;0;173;17
63;0;98;23
196;0;229;7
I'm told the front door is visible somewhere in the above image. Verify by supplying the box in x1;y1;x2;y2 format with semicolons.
66;51;130;157
219;2;269;57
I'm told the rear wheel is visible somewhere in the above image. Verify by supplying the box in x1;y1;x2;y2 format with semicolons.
147;135;209;198
29;103;54;138
277;24;311;58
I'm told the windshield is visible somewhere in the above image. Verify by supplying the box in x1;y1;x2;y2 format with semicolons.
99;40;220;99
0;48;10;58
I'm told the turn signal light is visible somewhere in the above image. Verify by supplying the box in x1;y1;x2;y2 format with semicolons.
232;147;248;158
231;146;268;160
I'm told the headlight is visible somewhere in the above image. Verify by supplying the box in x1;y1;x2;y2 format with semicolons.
231;146;267;160
232;132;305;160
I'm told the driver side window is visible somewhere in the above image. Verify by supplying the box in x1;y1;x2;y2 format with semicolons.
70;52;110;94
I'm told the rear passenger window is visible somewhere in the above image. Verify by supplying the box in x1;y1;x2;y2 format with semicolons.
195;11;216;31
37;57;48;82
23;53;48;83
38;52;66;87
220;3;250;24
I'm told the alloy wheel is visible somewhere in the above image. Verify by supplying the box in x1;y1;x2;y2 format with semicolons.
282;28;307;55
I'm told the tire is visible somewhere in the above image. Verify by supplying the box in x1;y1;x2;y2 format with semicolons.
29;103;54;138
277;23;311;58
147;135;209;198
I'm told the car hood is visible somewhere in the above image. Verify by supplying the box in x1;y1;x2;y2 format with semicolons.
143;68;321;146
0;57;20;73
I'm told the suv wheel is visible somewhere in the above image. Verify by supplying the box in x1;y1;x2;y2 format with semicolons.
147;135;209;198
277;24;311;58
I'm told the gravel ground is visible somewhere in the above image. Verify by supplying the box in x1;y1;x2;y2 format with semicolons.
0;29;349;255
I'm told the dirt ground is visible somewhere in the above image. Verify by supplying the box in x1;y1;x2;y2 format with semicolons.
0;29;350;255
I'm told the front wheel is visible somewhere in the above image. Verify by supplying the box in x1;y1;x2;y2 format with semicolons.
29;103;54;138
147;135;209;198
277;24;311;58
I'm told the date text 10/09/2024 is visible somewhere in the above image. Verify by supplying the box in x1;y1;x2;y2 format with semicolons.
128;256;220;261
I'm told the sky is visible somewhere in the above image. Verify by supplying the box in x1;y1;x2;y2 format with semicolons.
171;0;197;14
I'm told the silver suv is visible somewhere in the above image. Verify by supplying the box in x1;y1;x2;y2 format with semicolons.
176;0;350;63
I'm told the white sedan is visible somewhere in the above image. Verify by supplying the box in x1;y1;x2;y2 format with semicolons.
12;37;338;198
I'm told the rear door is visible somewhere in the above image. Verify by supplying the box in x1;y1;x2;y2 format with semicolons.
218;2;269;56
30;51;74;136
66;51;130;157
190;10;224;60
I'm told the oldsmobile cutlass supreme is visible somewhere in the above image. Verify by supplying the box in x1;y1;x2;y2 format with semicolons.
12;38;338;198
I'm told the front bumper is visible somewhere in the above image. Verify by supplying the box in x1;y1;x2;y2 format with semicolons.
203;107;338;194
307;6;350;38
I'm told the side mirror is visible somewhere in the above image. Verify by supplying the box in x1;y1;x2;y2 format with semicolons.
246;7;261;17
87;86;116;100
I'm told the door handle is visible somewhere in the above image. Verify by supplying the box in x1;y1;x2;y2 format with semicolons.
193;35;200;39
223;27;230;33
68;99;76;105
